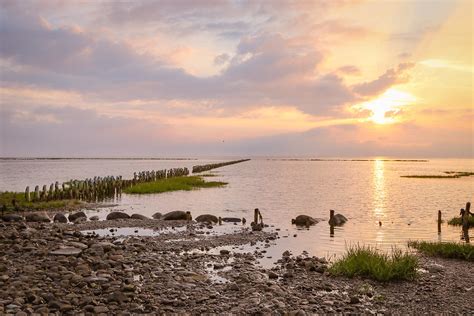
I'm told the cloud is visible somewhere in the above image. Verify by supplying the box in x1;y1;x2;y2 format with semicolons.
352;63;415;96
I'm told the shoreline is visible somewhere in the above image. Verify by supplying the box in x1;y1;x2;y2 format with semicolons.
0;219;472;314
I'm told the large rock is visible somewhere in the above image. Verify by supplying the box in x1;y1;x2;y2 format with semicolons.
68;211;86;222
292;215;319;226
1;214;23;222
152;212;162;219
131;214;148;220
53;213;68;223
106;211;130;220
329;213;348;226
25;213;50;223
195;214;218;223
162;210;191;221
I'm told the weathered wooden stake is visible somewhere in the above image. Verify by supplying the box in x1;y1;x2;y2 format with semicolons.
330;209;335;223
437;210;442;233
25;186;30;202
254;208;259;225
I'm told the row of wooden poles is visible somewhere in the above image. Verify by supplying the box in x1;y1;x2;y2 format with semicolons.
24;158;251;203
192;159;251;173
24;167;190;203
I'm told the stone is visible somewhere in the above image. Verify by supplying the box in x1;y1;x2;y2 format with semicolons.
90;215;99;221
195;214;218;223
268;271;279;279
49;247;82;256
53;213;67;223
93;306;109;313
131;214;149;220
68;211;87;222
1;214;23;222
292;215;319;226
425;263;445;273
162;210;188;221
328;213;348;226
25;213;50;223
220;249;230;255
106;211;130;220
350;296;360;304
152;212;162;219
221;217;241;223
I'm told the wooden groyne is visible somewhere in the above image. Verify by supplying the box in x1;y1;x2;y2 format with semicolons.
192;159;250;173
22;167;190;203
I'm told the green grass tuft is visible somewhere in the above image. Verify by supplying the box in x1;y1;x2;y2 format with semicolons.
408;241;474;261
329;245;418;282
447;216;474;226
0;191;81;212
123;176;227;194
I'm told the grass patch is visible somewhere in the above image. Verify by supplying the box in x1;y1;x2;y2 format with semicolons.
200;173;219;177
123;176;227;194
408;241;474;261
329;245;418;282
447;216;474;226
0;191;81;212
401;171;474;179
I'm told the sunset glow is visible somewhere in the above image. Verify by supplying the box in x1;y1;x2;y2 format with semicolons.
0;1;472;158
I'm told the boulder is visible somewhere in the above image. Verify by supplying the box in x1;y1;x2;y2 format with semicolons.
292;215;319;226
152;212;162;219
25;213;50;223
49;247;82;256
53;213;68;223
222;217;241;223
68;211;87;222
328;214;348;226
162;210;191;221
131;214;149;220
195;214;218;223
106;211;130;220
89;216;99;221
1;214;23;222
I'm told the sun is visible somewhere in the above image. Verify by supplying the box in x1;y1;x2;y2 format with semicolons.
355;88;416;124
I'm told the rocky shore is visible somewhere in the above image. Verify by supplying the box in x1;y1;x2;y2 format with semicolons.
0;219;472;315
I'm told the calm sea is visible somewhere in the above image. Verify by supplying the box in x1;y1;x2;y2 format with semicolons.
1;158;473;259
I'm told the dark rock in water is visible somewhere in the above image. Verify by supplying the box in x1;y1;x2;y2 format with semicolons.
329;214;348;226
251;222;263;231
26;213;50;223
89;216;99;221
106;212;130;220
195;214;218;223
152;212;162;219
162;210;189;221
222;217;241;223
1;214;23;222
73;217;86;224
131;214;149;220
68;211;87;222
53;213;68;223
292;215;319;226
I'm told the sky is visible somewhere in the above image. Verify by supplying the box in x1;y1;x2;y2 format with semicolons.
0;0;472;158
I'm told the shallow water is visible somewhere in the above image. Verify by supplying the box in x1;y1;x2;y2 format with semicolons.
1;158;473;258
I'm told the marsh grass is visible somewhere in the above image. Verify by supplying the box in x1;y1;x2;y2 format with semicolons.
447;216;474;226
401;171;474;179
123;176;227;194
329;245;418;282
408;241;474;261
0;191;80;212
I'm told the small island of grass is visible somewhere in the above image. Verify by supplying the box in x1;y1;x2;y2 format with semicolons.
123;176;227;194
408;241;473;261
447;216;474;227
329;245;418;282
401;171;474;179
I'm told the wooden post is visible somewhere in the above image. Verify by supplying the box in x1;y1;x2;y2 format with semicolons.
254;208;259;225
218;217;222;225
330;209;335;223
330;209;335;237
34;185;40;201
25;186;30;202
437;210;442;233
